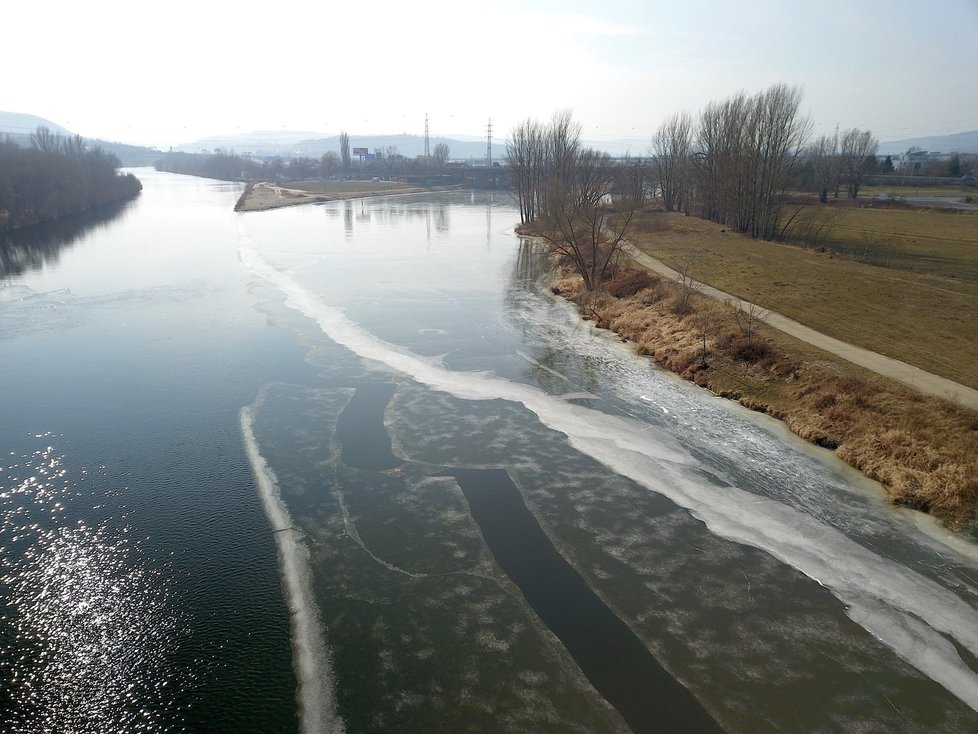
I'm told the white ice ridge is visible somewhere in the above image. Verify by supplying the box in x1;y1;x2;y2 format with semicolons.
239;231;978;713
240;395;345;734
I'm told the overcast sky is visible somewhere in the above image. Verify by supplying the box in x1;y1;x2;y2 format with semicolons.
5;0;977;148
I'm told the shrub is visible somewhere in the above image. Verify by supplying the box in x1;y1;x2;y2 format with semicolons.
605;268;660;298
731;336;775;363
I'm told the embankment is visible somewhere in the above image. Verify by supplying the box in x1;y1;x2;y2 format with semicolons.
552;266;978;532
235;182;462;212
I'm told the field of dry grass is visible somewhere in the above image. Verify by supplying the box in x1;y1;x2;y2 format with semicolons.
235;179;449;212
858;184;976;199
284;180;417;194
627;209;978;389
555;267;978;530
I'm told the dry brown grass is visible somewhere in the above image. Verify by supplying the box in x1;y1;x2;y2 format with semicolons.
558;267;978;531
627;210;978;389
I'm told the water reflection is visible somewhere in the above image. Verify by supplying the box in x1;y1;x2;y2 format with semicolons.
0;437;183;733
433;202;449;232
0;200;135;280
332;197;457;243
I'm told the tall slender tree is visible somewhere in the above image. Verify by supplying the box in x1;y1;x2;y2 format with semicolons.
339;131;351;174
650;112;692;212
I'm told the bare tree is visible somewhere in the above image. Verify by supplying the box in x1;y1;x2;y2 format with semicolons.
730;297;768;346
839;128;879;199
650;111;692;212
29;126;62;153
432;142;450;170
381;145;400;175
506;117;547;224
538;148;636;291
614;154;648;205
673;262;702;316
807;132;838;203
2;129;141;230
543;109;582;219
693;84;810;240
319;151;340;178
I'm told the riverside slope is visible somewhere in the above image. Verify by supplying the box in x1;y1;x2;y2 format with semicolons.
622;242;978;411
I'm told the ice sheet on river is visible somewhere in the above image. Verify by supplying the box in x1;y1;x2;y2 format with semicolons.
240;222;978;730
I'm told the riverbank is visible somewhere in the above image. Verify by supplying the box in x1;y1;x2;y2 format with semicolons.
549;264;978;532
234;181;463;212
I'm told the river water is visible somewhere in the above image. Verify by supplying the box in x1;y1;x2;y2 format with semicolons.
2;169;978;733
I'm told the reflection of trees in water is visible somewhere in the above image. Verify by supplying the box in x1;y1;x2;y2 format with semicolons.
343;201;353;234
0;199;135;279
433;203;449;233
506;238;608;396
355;199;371;224
510;237;551;286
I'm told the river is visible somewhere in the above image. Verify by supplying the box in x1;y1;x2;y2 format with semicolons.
2;169;977;733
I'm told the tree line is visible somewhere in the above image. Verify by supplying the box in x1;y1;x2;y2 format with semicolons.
507;84;918;291
649;84;884;236
155;132;454;183
0;127;142;231
506;110;636;290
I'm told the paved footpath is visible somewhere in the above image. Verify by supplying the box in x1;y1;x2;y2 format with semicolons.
621;243;978;411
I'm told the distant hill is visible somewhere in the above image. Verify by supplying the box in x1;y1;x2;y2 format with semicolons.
879;130;978;155
0;111;74;137
176;131;508;161
0;110;161;166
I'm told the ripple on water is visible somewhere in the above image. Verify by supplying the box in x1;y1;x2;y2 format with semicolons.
0;436;188;733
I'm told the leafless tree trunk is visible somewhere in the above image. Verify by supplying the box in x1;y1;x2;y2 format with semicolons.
673;262;702;316
650;112;692;212
692;84;810;241
808;133;838;203
839;128;879;199
730;298;768;346
506;118;547;224
432;142;450;170
541;109;582;220
538;148;636;291
381;145;400;175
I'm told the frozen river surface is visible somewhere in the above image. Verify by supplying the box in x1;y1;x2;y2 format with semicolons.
2;170;978;733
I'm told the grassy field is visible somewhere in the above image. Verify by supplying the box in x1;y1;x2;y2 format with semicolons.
284;180;417;194
804;204;978;280
858;184;976;198
626;208;978;389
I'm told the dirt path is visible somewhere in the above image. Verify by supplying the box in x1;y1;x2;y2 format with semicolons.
621;242;978;410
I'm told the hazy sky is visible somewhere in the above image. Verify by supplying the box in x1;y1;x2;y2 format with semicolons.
5;0;977;148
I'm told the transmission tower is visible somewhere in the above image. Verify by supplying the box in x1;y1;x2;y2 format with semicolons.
424;113;430;159
486;118;493;167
